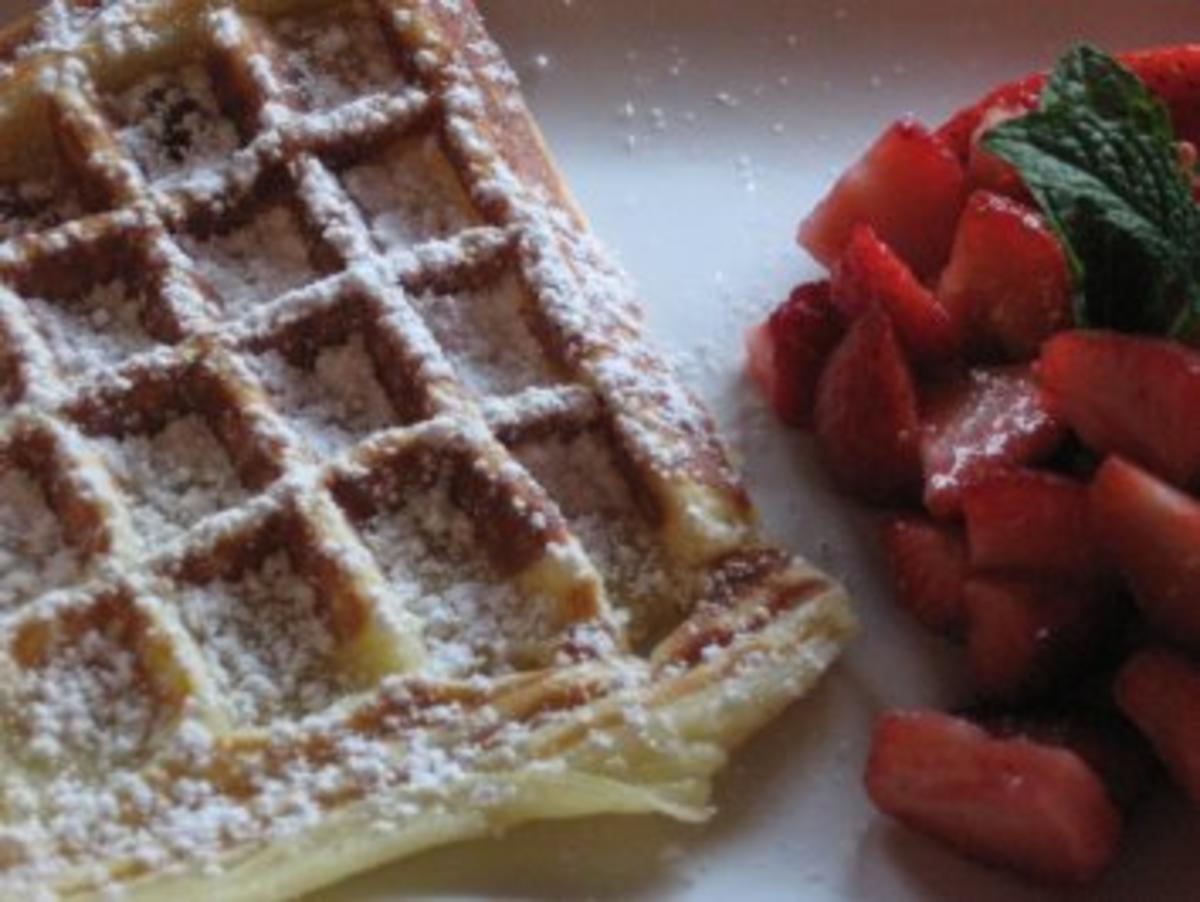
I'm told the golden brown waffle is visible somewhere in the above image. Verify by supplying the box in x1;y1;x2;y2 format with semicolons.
0;0;856;896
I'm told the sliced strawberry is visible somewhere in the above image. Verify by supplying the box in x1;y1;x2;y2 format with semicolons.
964;576;1116;701
1115;648;1200;806
936;73;1045;162
881;516;969;636
938;191;1071;362
745;280;844;427
798;118;967;279
831;225;958;365
920;365;1068;517
962;470;1107;586
1122;45;1200;145
1040;331;1200;488
1090;456;1200;648
966;706;1156;812
865;708;1122;884
966;104;1033;201
814;308;921;503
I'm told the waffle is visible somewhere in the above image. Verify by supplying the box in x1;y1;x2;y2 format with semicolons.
0;0;856;896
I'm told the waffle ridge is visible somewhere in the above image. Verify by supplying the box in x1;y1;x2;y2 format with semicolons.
0;0;856;896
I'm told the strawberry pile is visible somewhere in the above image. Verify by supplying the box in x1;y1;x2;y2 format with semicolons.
748;44;1200;885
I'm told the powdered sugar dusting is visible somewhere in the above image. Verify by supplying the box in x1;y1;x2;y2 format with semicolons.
410;270;557;396
342;133;480;252
271;2;407;110
180;204;317;319
109;64;241;183
249;335;399;453
0;467;82;610
176;551;350;724
24;279;153;377
514;430;676;644
360;478;549;676
94;415;247;543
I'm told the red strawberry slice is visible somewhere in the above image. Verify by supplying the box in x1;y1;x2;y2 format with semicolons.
964;576;1116;701
936;73;1045;162
814;308;921;503
962;470;1108;586
938;190;1072;362
831;225;958;365
881;516;969;636
1115;648;1200;806
1040;331;1200;488
966;104;1034;201
1090;455;1200;648
1122;45;1200;145
865;708;1122;884
745;280;845;427
966;707;1156;812
798;118;967;279
920;365;1068;517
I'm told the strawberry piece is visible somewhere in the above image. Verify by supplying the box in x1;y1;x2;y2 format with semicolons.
938;191;1072;362
865;709;1122;884
814;308;921;503
1090;456;1200;647
966;707;1156;812
936;73;1045;162
745;281;844;427
831;225;958;365
1040;331;1200;488
966;105;1034;201
962;470;1107;586
1122;45;1200;145
798;118;967;279
964;576;1115;701
920;366;1068;517
881;516;969;636
1115;648;1200;805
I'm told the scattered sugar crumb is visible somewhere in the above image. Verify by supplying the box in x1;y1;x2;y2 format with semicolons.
95;415;247;542
342;134;479;252
25;279;152;377
250;334;397;453
411;271;557;396
177;551;349;724
181;204;317;318
0;467;81;610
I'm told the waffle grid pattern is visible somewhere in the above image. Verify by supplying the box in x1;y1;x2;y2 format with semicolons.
0;0;855;896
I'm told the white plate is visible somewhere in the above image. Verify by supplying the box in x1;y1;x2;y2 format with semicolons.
5;0;1200;898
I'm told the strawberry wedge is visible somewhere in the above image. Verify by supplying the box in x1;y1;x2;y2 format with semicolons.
865;709;1122;884
798;118;967;279
881;516;969;637
1040;331;1200;488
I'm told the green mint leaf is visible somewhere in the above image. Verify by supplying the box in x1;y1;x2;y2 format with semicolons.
982;44;1200;337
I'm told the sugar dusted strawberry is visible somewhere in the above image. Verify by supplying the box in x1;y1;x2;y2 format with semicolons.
938;191;1072;361
1090;456;1200;648
814;309;921;503
745;280;844;427
1040;331;1200;488
1115;648;1200;806
882;516;969;636
920;365;1068;517
865;709;1122;884
798;118;967;279
831;225;958;366
962;470;1107;586
964;576;1117;701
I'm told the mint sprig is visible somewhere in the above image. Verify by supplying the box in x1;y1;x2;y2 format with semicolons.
983;44;1200;337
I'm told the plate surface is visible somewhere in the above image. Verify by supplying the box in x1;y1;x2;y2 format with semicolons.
5;0;1200;898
